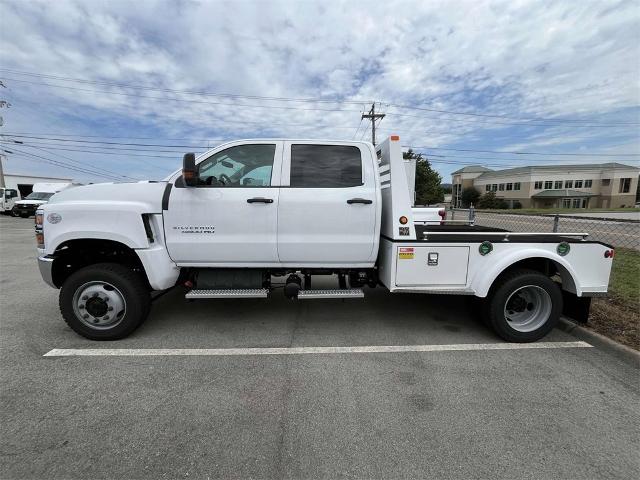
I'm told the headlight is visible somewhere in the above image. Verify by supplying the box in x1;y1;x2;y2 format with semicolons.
35;210;44;248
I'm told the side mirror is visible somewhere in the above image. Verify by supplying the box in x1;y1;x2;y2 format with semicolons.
182;153;197;187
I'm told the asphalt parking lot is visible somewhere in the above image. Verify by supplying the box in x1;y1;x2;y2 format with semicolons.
1;215;639;479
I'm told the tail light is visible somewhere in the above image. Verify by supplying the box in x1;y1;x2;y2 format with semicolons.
438;209;446;225
604;249;615;259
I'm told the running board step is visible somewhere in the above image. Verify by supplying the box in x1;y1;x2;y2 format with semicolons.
186;289;268;299
297;289;364;299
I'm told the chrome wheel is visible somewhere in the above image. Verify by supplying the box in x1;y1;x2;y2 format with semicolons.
503;285;552;333
72;281;127;330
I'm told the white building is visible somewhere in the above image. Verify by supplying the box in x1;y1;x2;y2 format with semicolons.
2;173;74;198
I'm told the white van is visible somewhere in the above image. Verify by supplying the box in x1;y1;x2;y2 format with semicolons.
1;187;20;214
12;183;77;218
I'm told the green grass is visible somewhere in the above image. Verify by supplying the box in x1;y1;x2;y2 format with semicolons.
474;207;640;215
609;247;640;305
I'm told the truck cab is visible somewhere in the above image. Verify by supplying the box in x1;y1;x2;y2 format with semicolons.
163;139;381;267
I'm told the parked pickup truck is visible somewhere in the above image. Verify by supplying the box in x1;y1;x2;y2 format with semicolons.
35;136;614;341
13;182;77;218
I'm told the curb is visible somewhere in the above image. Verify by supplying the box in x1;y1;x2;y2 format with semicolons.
558;317;640;366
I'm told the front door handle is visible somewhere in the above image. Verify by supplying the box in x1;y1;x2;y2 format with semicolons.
247;197;274;204
347;198;373;204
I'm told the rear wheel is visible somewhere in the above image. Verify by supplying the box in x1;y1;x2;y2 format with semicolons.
59;263;150;340
485;269;562;342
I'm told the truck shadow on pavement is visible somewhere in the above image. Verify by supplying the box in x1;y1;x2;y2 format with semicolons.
134;287;501;348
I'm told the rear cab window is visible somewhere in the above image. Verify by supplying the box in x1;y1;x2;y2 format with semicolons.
289;144;363;188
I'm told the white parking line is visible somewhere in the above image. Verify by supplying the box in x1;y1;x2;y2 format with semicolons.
44;341;592;357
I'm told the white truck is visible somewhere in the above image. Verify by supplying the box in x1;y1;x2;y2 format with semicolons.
35;136;614;342
0;187;20;214
13;182;77;218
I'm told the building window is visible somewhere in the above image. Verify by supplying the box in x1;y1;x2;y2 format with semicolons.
534;181;542;189
574;180;583;188
565;180;573;188
498;183;505;191
562;198;571;208
544;181;553;189
514;182;521;191
572;198;582;208
492;184;498;192
619;178;631;193
584;179;592;188
602;179;611;186
554;181;563;189
486;184;491;192
505;183;512;191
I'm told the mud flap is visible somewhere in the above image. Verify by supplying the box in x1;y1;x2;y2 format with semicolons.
562;291;592;324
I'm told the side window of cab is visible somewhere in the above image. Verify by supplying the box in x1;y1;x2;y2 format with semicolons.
196;144;276;187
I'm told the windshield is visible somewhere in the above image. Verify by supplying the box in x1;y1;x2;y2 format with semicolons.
25;192;54;201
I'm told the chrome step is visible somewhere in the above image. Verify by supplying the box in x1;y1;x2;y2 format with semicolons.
297;289;364;299
186;288;268;299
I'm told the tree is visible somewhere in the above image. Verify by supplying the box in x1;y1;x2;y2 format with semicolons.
477;191;508;209
403;149;443;205
460;186;480;207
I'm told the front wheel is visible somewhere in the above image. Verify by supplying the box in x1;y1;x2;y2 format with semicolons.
59;263;150;340
485;269;562;342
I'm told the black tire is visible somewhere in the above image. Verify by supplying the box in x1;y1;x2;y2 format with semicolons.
11;208;19;217
485;269;562;343
59;263;150;340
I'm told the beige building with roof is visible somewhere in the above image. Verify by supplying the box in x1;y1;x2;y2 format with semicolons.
452;163;639;209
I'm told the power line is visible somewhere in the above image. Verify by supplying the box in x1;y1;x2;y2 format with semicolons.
1;134;210;149
407;145;640;157
384;110;636;129
383;102;640;126
352;117;364;140
0;68;373;105
0;139;199;155
6;146;127;180
23;143;139;179
3;68;636;126
0;77;364;114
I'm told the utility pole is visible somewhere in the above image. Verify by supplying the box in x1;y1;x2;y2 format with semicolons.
0;153;5;188
361;103;385;145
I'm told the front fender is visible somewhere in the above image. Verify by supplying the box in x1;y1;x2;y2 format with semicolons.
42;201;151;254
472;246;581;297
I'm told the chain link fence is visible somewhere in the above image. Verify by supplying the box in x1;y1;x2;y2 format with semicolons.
450;208;640;250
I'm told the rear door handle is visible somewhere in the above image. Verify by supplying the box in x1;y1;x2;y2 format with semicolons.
347;198;373;204
247;197;274;204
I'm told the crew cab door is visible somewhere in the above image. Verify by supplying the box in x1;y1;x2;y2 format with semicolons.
277;142;379;265
164;141;283;265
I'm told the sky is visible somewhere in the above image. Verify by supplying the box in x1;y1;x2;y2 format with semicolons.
0;0;639;184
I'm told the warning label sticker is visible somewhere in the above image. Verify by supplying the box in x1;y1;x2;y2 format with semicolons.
398;247;414;259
